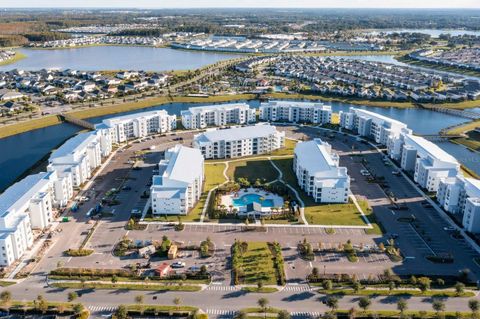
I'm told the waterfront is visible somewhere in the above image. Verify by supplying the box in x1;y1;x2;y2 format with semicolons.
368;29;480;37
0;46;243;71
0;99;477;191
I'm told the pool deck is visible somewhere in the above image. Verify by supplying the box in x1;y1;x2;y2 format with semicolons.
220;187;284;213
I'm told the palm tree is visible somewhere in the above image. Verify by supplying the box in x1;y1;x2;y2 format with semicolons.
257;297;269;319
277;310;291;319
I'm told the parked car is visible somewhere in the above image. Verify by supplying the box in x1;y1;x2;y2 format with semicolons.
171;261;186;268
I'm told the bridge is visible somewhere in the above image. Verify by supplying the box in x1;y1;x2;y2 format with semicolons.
60;113;95;130
419;104;480;120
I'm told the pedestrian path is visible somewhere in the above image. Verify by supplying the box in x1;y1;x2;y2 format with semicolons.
205;309;237;316
291;311;322;318
90;305;117;313
205;285;241;291
282;284;316;292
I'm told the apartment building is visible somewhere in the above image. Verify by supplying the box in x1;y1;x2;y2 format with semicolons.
293;139;350;203
48;132;104;187
100;110;176;143
436;175;480;232
339;107;409;145
150;145;204;215
181;103;256;129
400;134;460;192
0;171;60;266
259;100;332;124
193;124;285;159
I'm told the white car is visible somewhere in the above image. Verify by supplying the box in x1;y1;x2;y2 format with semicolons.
171;261;186;268
360;170;371;176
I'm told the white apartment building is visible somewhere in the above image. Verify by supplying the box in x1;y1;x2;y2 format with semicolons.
259;100;332;124
0;171;60;266
181;103;256;129
100;110;176;143
437;175;480;232
193;124;285;159
150;145;204;215
293;139;350;203
400;134;460;192
48;132;103;187
339;107;409;145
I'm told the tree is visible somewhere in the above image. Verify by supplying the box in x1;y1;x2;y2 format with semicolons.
257;281;264;290
323;280;333;291
173;297;181;310
278;310;291;319
312;267;319;278
418;277;431;293
68;292;78;302
469;299;479;316
326;296;339;312
432;299;445;315
397;298;408;314
234;310;248;319
352;281;361;293
409;275;417;286
116;305;128;319
455;282;465;296
358;296;371;313
0;291;12;305
73;303;84;314
111;275;118;284
388;281;396;293
258;297;269;319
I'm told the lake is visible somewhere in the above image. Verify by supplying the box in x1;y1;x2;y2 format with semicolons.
0;99;476;191
0;46;243;71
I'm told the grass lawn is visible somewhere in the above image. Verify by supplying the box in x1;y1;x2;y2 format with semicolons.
270;138;297;156
234;242;280;285
226;158;279;183
0;115;62;139
0;280;16;287
51;281;202;291
445;120;480;135
304;202;366;226
0;51;26;66
242;286;279;293
204;163;228;189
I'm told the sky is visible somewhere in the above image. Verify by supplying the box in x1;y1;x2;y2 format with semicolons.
2;0;480;8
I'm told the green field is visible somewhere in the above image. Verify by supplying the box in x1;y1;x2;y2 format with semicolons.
226;158;279;183
51;281;201;291
233;242;281;285
318;288;475;298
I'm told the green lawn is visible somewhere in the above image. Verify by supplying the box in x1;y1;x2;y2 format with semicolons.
204;163;228;189
227;158;279;183
318;288;475;298
270;138;297;156
233;242;280;285
51;281;201;291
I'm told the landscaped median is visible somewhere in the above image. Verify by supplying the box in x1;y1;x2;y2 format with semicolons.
241;286;279;293
316;288;475;298
50;281;202;292
121;304;206;318
0;298;88;319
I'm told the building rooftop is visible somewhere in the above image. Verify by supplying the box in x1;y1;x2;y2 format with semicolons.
0;172;52;218
50;131;97;160
181;103;251;115
101;109;171;127
352;107;407;128
196;124;279;143
154;145;203;186
405;134;459;164
262;100;332;110
295;139;338;174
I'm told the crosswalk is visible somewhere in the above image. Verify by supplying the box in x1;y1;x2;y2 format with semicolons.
205;285;241;291
291;311;322;318
206;309;237;316
282;285;316;292
90;306;117;313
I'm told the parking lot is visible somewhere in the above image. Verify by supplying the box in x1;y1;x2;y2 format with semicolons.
24;124;480;288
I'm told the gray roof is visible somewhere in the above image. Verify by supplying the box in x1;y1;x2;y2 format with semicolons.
196;124;278;143
50;131;96;160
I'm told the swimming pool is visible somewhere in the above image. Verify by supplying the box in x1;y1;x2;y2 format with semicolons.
233;193;274;208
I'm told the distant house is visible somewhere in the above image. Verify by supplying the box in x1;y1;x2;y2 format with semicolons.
155;263;173;278
0;89;25;101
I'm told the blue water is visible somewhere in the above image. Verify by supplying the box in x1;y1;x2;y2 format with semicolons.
233;194;274;208
0;46;243;71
